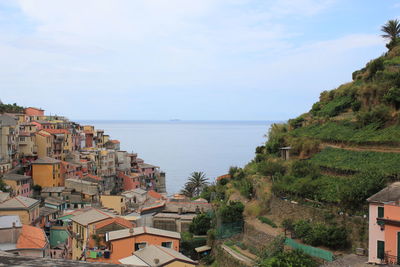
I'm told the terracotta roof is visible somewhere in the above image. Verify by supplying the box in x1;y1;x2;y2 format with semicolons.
94;217;133;230
43;129;70;134
147;190;162;200
35;132;50;137
83;174;103;181
25;107;44;111
110;140;120;144
16;225;47;249
32;157;61;164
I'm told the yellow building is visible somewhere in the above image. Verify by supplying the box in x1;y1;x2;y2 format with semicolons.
0;196;40;225
31;157;62;187
70;208;114;260
42;129;72;161
100;195;127;215
35;130;53;158
18;133;37;157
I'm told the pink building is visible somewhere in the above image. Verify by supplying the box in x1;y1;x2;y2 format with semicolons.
119;172;140;191
2;174;32;197
367;182;400;264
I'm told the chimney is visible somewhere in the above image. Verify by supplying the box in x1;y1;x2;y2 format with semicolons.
154;258;160;264
129;228;134;235
178;207;183;215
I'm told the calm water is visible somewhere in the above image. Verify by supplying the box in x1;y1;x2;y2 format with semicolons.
78;120;273;194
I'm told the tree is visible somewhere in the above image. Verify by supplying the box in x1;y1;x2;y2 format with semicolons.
381;19;400;50
189;213;211;235
180;182;195;198
187;172;209;197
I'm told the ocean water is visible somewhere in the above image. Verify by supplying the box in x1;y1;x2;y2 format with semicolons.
78;120;273;194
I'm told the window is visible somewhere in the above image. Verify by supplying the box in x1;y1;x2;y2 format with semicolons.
161;242;172;248
134;242;147;251
378;207;384;218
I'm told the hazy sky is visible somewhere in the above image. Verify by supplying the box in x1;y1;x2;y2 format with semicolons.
0;0;398;120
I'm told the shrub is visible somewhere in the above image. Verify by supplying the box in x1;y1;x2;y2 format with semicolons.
366;57;385;80
384;86;400;109
189;213;211;235
260;250;318;267
356;104;391;128
258;216;277;228
351;100;362;111
219;201;244;224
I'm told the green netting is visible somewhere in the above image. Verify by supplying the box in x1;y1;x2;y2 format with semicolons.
284;238;334;262
215;221;243;239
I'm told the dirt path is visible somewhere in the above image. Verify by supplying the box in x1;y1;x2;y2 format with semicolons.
245;217;283;237
221;244;255;266
320;142;400;153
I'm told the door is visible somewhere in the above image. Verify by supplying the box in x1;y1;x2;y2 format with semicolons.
378;240;385;260
397;232;400;264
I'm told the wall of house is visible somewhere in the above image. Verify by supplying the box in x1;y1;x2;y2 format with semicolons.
0;207;39;225
109;235;180;263
368;203;385;264
0;227;22;243
32;163;62;187
100;195;126;215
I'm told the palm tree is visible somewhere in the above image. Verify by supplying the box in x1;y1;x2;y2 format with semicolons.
180;182;195;198
381;19;400;50
187;172;209;197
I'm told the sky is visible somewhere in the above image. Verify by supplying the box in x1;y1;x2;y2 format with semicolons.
0;0;399;121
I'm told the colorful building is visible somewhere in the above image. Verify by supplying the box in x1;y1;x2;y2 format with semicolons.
43;129;72;160
32;157;63;187
0;196;40;225
70;208;114;260
100;226;181;264
35;130;53;158
0;114;18;164
100;195;127;215
2;173;32;197
368;182;400;264
15;225;50;257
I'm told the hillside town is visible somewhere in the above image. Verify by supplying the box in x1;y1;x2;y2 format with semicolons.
0;106;211;266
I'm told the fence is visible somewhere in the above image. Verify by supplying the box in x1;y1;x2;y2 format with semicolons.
284;237;334;262
215;221;243;239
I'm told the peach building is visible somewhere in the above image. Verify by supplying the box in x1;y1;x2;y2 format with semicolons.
368;182;400;264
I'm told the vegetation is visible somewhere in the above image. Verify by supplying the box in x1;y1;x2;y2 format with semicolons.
189;213;211;235
181;171;209;197
0;103;24;114
218;201;244;224
257;216;277;228
310;147;400;177
291;220;348;250
381;19;400;50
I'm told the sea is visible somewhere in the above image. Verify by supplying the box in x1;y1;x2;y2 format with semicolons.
78;120;274;194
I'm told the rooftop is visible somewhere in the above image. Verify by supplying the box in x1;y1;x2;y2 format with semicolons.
2;173;31;181
147;190;162;200
71;208;114;226
16;225;47;249
32;156;61;164
107;226;180;241
41;186;65;193
0;196;39;210
367;182;400;204
94;217;133;230
44;196;65;206
138;163;159;169
43;129;70;135
119;245;196;266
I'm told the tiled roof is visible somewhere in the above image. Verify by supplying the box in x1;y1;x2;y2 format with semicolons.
164;201;212;213
40;207;59;217
107;226;180;241
0;215;22;228
32;156;61;164
44;196;65;205
138;163;159;169
2;174;31;181
120;245;196;266
71;208;114;226
367;182;400;203
43;129;70;134
16;225;47;249
0;196;39;210
94;217;133;230
147;190;162;200
83;174;103;181
110;140;120;144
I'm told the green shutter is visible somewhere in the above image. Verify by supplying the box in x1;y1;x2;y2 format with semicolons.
378;240;385;260
378;207;384;218
397;232;400;264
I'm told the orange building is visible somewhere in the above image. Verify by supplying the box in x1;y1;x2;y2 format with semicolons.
368;182;400;264
25;107;44;117
32;157;63;187
88;226;181;264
